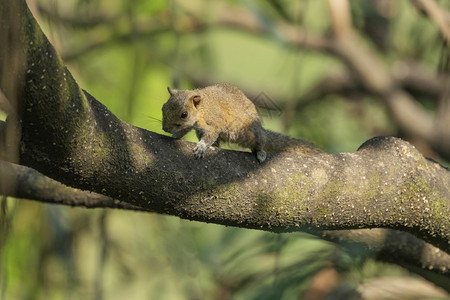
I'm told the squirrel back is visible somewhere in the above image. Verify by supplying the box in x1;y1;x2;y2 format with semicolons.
161;83;322;162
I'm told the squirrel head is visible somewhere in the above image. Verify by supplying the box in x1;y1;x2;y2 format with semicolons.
162;87;202;134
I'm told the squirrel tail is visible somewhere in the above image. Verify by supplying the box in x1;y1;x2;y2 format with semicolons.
263;129;322;156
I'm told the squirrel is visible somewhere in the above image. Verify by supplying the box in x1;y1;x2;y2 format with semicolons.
161;83;322;162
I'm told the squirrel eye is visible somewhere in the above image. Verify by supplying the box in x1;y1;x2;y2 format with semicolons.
180;111;188;119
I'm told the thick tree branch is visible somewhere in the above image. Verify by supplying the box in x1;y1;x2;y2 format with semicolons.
0;160;140;210
1;159;449;286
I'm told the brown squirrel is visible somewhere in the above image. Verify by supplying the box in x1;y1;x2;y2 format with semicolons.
162;83;321;162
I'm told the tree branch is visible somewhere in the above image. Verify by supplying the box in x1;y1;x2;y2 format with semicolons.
0;160;141;210
37;3;120;28
328;0;352;38
322;229;450;286
1;158;449;286
392;61;448;98
411;0;450;45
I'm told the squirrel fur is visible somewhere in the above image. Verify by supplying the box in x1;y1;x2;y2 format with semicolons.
161;83;321;162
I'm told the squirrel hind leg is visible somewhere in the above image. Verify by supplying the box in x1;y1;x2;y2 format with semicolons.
248;127;267;163
251;137;267;163
255;150;267;163
254;128;267;163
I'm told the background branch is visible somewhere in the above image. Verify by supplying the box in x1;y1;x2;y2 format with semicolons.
411;0;450;45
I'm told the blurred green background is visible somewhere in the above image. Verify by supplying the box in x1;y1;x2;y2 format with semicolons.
1;0;448;299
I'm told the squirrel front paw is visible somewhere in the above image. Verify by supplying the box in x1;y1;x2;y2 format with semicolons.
193;140;208;159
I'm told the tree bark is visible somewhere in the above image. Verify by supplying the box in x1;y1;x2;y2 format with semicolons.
1;159;449;288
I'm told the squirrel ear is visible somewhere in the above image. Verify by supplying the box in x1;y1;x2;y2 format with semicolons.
192;95;201;107
167;87;177;96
